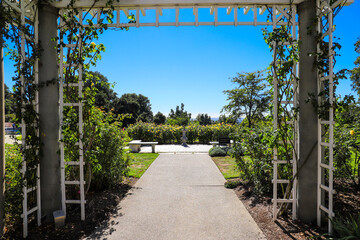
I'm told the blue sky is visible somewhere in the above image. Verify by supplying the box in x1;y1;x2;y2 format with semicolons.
4;2;360;118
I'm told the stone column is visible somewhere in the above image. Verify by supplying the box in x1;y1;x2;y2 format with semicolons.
38;4;61;221
297;0;318;223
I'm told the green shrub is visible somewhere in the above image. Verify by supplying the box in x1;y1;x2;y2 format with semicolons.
62;73;133;194
90;120;131;191
185;123;199;144
209;147;227;157
333;123;360;189
334;97;360;189
5;113;16;122
198;125;213;144
331;214;360;240
224;180;241;189
127;122;239;144
231;126;274;195
220;146;233;156
5;144;23;227
63;107;131;194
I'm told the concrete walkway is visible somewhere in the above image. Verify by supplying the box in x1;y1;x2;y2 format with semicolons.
140;144;213;153
89;154;266;240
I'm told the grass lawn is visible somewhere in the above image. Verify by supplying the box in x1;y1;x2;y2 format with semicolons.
350;151;359;175
211;156;240;179
128;153;159;178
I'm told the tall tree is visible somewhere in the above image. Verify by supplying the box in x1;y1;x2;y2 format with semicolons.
350;37;360;98
196;113;212;125
85;71;118;112
114;93;153;127
153;111;166;125
217;114;237;124
168;103;191;126
222;71;271;128
4;84;15;115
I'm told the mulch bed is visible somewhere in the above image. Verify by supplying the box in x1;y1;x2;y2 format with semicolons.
232;179;360;240
233;181;324;240
1;178;138;240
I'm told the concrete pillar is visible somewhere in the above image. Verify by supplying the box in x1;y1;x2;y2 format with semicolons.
297;0;318;223
0;37;5;235
38;4;61;221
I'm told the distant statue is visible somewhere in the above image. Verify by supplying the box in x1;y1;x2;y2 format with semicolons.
182;128;187;147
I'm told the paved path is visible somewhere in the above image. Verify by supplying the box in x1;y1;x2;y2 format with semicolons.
4;135;20;145
89;154;266;240
139;144;213;153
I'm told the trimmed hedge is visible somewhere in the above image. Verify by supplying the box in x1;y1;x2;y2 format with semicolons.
209;147;227;157
126;122;239;144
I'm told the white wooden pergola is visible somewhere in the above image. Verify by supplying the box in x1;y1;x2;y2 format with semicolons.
0;0;354;237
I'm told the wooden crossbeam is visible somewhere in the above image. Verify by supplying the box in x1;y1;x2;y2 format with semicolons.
52;0;308;8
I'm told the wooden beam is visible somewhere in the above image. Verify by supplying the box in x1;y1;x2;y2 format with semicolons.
51;0;308;9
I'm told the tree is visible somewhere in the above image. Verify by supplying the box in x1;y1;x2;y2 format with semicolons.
84;71;118;112
196;113;212;125
4;84;16;122
153;112;166;125
222;71;271;128
114;93;153;127
167;103;191;126
350;37;360;98
218;114;237;124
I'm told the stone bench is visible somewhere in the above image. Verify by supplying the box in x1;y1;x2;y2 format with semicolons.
209;139;234;147
129;140;158;153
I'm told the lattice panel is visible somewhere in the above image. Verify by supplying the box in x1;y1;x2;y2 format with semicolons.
316;0;336;233
57;5;298;28
59;10;86;221
271;5;299;221
3;0;43;237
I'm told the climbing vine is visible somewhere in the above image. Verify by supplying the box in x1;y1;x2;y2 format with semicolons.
0;0;42;231
58;1;135;196
262;3;299;218
0;0;135;228
262;0;347;220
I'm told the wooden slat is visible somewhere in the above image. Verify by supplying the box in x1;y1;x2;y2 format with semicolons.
272;160;293;164
26;186;37;193
63;103;81;107
52;0;309;9
65;199;87;204
272;179;290;184
65;180;80;185
65;161;85;165
272;199;294;203
21;206;38;218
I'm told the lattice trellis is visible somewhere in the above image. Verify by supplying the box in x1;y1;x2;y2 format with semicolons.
2;0;42;238
59;11;86;220
53;5;299;28
316;0;336;233
269;5;299;221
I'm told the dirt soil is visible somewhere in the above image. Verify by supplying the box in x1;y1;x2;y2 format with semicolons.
233;181;324;240
1;178;138;240
2;177;358;239
231;178;360;240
